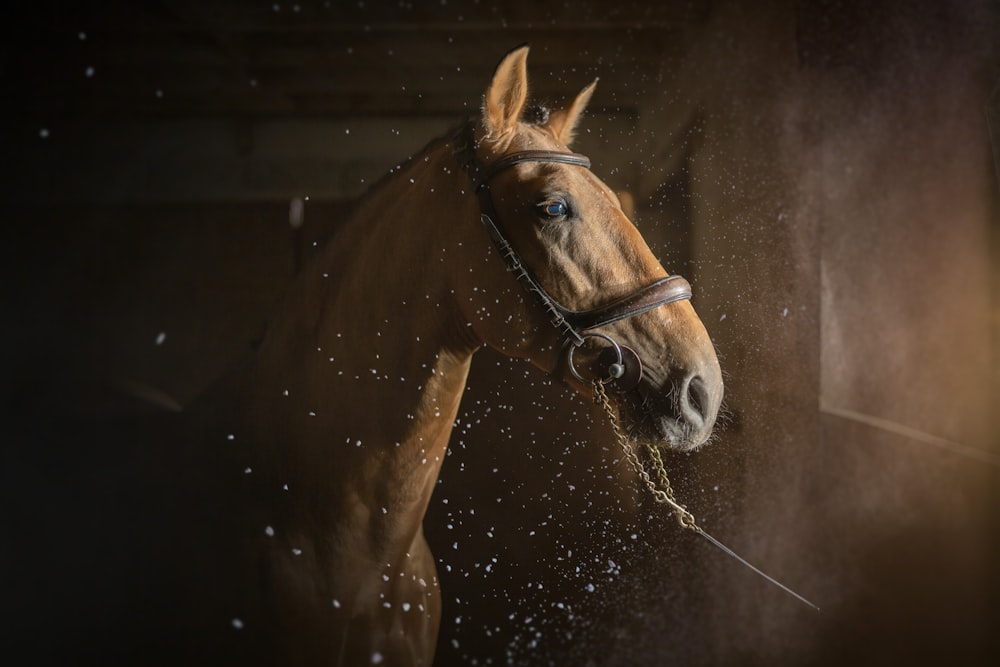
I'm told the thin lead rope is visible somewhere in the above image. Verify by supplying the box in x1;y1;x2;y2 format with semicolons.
688;524;820;612
593;379;820;612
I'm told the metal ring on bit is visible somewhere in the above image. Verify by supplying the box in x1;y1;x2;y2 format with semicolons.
567;332;626;384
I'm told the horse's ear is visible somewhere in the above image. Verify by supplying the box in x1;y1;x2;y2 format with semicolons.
547;79;597;146
483;45;530;145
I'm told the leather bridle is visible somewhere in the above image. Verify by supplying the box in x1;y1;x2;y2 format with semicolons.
458;124;693;390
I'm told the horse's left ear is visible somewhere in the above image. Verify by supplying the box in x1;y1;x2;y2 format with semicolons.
483;45;531;146
547;79;598;146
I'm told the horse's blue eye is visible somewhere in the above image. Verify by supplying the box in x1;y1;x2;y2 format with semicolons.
541;201;568;218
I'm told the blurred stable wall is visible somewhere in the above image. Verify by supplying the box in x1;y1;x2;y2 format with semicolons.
3;1;997;666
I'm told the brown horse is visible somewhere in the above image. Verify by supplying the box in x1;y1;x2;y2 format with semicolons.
9;46;721;666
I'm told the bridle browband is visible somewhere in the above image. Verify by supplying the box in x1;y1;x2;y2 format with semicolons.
456;123;693;388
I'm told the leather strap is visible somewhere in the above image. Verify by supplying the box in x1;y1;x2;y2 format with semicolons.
559;276;692;331
479;150;591;185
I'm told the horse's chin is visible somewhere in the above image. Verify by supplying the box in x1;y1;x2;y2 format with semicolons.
622;415;707;453
639;417;709;453
616;391;712;453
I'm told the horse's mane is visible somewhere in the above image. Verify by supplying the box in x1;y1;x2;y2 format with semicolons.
312;105;552;251
356;103;550;200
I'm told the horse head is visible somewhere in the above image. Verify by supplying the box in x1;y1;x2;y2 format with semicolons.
460;46;723;451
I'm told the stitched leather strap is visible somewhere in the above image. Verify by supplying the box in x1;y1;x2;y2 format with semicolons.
560;275;692;331
479;150;591;185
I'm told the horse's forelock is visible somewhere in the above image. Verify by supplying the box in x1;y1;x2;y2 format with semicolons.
522;103;550;126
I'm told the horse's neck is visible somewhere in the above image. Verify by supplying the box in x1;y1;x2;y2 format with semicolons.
240;138;480;559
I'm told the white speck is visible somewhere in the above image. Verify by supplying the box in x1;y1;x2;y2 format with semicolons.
782;307;789;317
243;467;252;474
78;32;87;40
282;389;289;396
226;433;235;441
332;598;341;608
292;548;302;556
155;331;166;345
84;66;95;78
282;483;289;491
371;652;384;665
264;525;275;537
402;602;411;612
719;313;727;321
345;128;350;135
231;618;243;629
155;89;164;98
586;583;595;592
38;128;50;138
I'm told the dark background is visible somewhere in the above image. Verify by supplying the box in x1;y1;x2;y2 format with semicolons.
3;1;998;665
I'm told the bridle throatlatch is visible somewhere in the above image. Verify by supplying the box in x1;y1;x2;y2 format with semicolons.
458;124;819;612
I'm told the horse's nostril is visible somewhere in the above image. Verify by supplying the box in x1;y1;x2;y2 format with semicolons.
683;375;709;425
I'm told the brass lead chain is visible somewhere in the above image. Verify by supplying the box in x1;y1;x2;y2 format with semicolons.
593;379;697;529
592;378;821;612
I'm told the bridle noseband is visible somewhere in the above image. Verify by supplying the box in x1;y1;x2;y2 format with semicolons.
458;125;693;390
